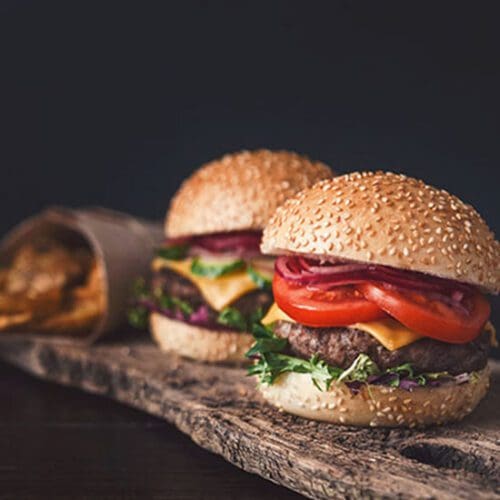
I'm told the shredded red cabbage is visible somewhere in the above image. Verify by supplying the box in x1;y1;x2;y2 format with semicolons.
135;298;235;331
345;371;472;394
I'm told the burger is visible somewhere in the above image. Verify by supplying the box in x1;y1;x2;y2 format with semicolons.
129;150;332;362
251;171;498;427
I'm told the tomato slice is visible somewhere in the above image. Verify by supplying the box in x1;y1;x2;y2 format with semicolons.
359;283;490;343
273;274;387;327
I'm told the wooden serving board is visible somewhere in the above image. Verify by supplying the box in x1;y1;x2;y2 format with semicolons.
0;336;498;499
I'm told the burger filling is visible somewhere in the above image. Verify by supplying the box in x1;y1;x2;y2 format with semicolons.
248;256;494;392
129;231;274;332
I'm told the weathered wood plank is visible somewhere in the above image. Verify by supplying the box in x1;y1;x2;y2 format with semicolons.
0;336;498;499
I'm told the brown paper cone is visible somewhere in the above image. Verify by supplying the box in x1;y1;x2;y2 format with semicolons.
0;207;164;343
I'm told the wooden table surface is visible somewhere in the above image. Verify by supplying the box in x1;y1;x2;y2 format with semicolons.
0;360;301;499
0;336;497;499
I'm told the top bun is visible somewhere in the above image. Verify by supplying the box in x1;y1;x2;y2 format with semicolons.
262;171;500;293
166;150;333;238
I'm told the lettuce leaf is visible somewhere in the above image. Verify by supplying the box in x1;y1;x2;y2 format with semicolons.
128;279;194;329
217;306;266;332
337;354;379;383
246;324;342;390
248;351;342;390
217;307;247;331
190;258;245;278
247;265;272;289
127;306;149;329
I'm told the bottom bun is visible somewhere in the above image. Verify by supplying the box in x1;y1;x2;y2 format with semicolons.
259;365;490;427
150;312;253;363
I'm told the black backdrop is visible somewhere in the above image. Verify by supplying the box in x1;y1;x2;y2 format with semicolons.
1;1;499;329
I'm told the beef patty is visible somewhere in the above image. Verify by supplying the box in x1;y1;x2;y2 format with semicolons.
152;268;273;320
274;321;490;375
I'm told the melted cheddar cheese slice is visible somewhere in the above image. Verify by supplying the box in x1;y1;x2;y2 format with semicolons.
350;319;423;351
261;302;296;325
262;302;424;351
152;257;260;311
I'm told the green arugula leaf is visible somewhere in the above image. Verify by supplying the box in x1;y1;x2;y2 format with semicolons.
248;307;265;327
247;352;307;385
387;362;414;378
171;297;193;315
247;351;341;390
190;258;245;278
246;323;341;390
156;244;189;261
217;307;247;331
152;288;193;315
251;322;275;339
425;371;449;380
246;323;287;357
387;376;402;388
337;353;380;383
308;354;343;391
247;265;272;289
131;277;149;299
156;292;173;310
128;306;149;329
217;306;268;333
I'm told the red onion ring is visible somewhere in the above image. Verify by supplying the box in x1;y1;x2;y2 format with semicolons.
275;256;474;298
165;231;263;258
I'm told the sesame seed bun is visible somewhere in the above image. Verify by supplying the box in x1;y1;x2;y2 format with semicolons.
150;312;253;363
258;365;490;427
166;150;333;238
262;171;500;293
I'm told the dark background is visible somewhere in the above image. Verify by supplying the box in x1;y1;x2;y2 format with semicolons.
0;2;499;497
1;0;499;332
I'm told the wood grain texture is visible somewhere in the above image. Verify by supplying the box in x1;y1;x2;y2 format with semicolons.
0;336;498;500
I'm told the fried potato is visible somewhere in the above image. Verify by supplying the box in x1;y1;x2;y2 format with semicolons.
5;240;91;295
0;311;33;330
36;297;102;335
0;238;105;335
0;287;62;316
0;269;7;288
72;263;104;302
